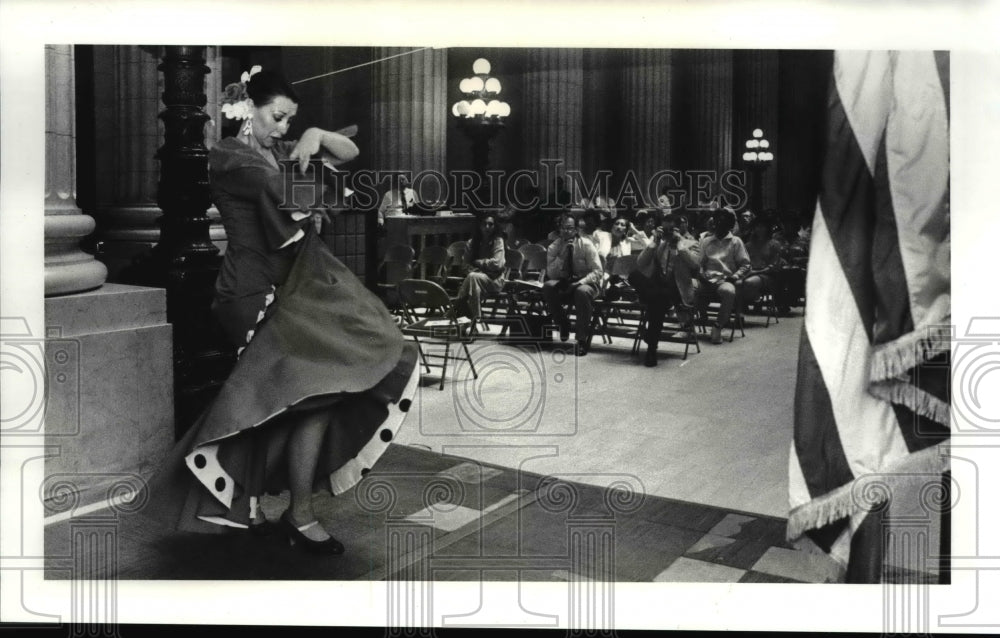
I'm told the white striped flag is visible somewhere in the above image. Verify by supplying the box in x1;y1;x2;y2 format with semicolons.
787;50;951;583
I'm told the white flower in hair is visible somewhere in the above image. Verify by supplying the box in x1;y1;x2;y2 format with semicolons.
221;100;251;120
240;65;262;85
221;65;263;121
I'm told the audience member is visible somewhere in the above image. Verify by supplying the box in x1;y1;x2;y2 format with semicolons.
378;176;417;227
629;214;701;366
629;208;662;250
698;214;716;240
607;217;633;259
675;212;695;241
542;213;604;356
697;207;751;344
740;218;786;313
738;210;755;240
451;214;507;322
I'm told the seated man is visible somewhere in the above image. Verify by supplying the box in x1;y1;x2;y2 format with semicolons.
697;207;751;344
628;214;701;367
378;176;418;227
542;212;604;356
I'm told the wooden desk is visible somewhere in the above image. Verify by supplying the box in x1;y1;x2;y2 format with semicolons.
385;214;478;283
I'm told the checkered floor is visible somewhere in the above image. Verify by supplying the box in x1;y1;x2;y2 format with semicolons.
44;444;835;583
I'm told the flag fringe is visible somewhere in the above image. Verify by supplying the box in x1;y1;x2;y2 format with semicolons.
787;442;949;542
869;381;951;426
870;324;951;383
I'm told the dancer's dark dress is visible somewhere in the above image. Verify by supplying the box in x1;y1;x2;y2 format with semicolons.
147;136;418;533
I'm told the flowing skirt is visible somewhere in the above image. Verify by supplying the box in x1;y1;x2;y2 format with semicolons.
145;230;418;533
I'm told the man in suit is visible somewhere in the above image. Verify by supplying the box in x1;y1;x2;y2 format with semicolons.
377;175;418;227
542;213;604;356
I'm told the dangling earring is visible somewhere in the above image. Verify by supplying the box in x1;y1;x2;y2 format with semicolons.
241;117;253;138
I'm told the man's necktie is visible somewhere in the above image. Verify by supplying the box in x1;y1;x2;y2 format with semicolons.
565;242;574;280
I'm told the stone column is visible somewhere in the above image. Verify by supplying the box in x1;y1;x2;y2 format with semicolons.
521;49;584;192
370;47;448;202
673;49;734;204
620;49;673;206
44;45;108;296
581;49;614;185
93;45;162;281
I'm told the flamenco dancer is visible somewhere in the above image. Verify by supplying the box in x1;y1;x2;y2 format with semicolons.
146;67;419;555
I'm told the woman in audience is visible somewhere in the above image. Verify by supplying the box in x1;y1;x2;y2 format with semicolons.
451;213;507;321
607;217;633;259
740;218;786;313
698;207;751;344
675;212;695;241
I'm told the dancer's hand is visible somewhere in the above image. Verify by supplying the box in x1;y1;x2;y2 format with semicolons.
290;128;323;174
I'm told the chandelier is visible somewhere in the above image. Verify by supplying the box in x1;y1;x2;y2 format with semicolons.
452;58;511;122
742;128;774;165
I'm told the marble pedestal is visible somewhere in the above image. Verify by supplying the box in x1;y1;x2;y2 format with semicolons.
44;284;174;509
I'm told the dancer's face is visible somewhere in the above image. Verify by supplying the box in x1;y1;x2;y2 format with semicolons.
251;95;298;148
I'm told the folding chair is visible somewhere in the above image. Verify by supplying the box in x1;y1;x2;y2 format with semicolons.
518;244;547;280
508;244;548;319
442;240;469;294
629;300;701;360
695;282;745;342
742;276;780;328
485;248;525;327
377;243;415;322
397;279;478;391
415;244;450;284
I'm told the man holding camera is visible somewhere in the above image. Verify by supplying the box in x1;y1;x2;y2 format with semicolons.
629;213;701;367
542;213;604;356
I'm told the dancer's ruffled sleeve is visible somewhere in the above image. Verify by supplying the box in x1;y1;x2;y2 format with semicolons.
210;139;311;250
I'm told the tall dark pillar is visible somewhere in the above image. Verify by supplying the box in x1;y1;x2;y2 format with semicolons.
371;47;448;201
777;50;832;218
133;45;233;438
673;50;734;207
620;49;673;207
581;49;615;189
521;49;583;196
